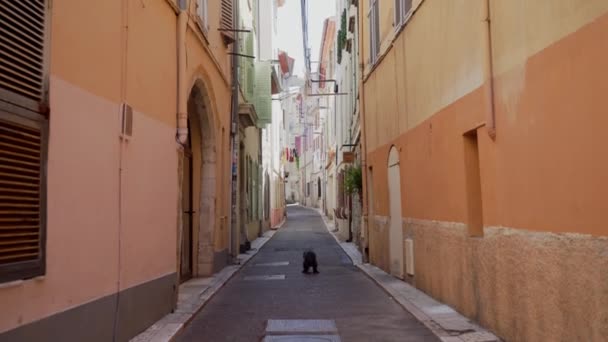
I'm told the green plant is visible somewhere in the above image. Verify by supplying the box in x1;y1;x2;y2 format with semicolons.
344;165;362;195
337;9;347;64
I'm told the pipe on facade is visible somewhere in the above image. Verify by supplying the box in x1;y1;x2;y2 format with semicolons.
357;1;369;218
176;1;189;145
229;0;240;260
482;0;496;139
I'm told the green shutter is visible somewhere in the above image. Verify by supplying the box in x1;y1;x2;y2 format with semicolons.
253;61;271;126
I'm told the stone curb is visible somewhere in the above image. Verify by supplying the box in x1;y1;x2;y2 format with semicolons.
315;208;501;342
130;230;277;342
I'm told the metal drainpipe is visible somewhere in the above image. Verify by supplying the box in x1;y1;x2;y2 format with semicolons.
357;1;369;219
229;0;240;262
482;0;496;139
176;1;188;145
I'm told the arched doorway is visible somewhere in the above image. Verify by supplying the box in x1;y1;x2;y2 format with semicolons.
388;146;403;278
180;81;217;281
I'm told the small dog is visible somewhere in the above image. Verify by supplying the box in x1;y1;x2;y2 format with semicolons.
302;250;319;274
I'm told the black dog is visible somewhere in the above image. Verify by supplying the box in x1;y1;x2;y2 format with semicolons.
302;250;319;274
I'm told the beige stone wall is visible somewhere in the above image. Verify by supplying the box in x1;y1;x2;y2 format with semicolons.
408;218;608;342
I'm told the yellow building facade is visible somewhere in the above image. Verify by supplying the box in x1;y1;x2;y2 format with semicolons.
359;1;608;341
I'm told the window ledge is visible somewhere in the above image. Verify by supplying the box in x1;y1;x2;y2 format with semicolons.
0;276;45;289
0;280;23;289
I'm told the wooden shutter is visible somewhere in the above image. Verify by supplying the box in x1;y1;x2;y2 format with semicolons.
0;0;48;283
220;0;235;44
0;0;48;113
0;111;46;282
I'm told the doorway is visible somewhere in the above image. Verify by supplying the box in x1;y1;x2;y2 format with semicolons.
180;121;194;283
388;147;404;278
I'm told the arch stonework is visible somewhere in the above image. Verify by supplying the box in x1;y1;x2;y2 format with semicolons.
180;78;219;277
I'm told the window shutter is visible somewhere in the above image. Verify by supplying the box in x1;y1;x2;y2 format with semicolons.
220;0;235;44
0;0;48;113
0;111;46;282
253;61;272;126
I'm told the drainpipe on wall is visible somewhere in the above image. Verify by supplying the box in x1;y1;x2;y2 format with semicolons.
357;1;373;263
482;0;496;139
176;1;188;145
357;2;369;228
229;0;240;262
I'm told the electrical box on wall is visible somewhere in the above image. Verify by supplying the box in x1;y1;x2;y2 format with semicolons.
405;238;414;276
120;103;133;139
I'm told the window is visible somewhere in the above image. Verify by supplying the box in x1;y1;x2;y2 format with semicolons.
368;0;380;64
220;0;235;44
197;0;208;32
394;0;413;28
0;0;49;283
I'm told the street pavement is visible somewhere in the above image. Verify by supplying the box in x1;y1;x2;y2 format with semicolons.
176;205;439;342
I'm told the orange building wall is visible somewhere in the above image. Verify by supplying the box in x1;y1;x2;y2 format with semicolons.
0;0;232;336
362;0;608;340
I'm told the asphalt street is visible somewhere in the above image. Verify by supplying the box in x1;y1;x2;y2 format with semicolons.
176;205;438;342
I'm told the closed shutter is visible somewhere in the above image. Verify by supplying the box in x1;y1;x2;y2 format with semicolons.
220;0;235;44
0;0;48;113
0;0;48;283
0;111;46;282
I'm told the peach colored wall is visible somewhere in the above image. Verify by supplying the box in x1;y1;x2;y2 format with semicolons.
487;11;608;236
362;7;608;342
50;0;123;103
363;0;608;236
126;0;178;126
0;77;120;333
0;0;233;333
120;110;178;289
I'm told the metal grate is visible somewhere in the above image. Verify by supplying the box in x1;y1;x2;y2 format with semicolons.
0;116;42;267
0;0;47;106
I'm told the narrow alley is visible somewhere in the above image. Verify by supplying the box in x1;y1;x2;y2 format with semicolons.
1;0;607;341
177;206;438;342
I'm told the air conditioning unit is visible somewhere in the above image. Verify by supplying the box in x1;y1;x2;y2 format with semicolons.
405;238;414;276
120;103;133;139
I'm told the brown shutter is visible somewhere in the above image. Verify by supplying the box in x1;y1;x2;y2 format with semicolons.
0;0;48;282
220;0;235;44
0;111;46;282
0;0;48;113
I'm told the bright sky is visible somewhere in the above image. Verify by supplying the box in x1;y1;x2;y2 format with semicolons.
276;0;336;77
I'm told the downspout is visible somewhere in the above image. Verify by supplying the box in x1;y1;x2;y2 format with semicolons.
229;0;240;261
176;0;188;145
357;0;371;261
482;0;496;139
357;2;369;220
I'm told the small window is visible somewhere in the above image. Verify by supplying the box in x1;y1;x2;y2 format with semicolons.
368;0;380;64
197;0;208;32
394;0;413;28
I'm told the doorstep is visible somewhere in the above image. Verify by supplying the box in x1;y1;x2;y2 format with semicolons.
318;210;500;342
130;230;276;342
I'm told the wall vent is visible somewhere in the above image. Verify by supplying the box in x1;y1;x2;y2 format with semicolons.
405;238;414;276
120;103;133;139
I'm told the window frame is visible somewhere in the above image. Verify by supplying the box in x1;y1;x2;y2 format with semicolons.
368;0;380;65
394;0;413;30
197;0;209;33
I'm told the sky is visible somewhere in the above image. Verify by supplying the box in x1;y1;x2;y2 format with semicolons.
276;0;336;77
